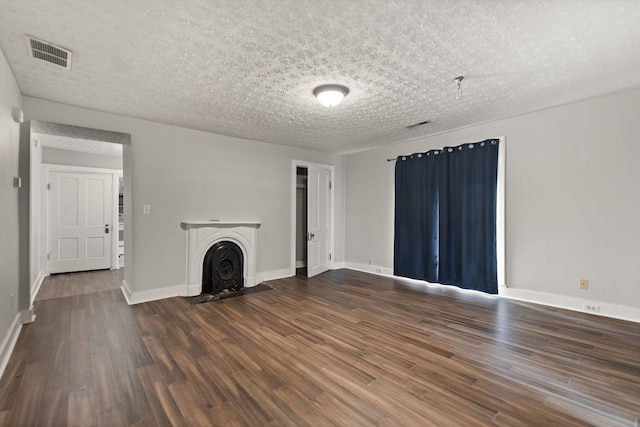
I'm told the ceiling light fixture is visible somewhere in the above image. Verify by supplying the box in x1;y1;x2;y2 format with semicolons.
313;84;349;107
453;76;464;100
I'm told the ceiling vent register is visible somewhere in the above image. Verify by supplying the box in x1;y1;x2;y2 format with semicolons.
27;36;72;69
406;120;431;129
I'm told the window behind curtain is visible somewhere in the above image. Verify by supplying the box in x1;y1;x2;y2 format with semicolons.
394;139;500;294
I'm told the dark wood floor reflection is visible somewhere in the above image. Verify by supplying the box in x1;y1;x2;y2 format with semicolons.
1;269;639;426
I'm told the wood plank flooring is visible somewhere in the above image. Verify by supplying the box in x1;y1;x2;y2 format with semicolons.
1;269;639;426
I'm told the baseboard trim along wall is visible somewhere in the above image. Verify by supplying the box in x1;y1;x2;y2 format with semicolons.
499;288;640;324
344;262;393;276
121;281;186;305
30;270;47;305
118;263;640;323
0;313;23;381
121;268;295;305
256;268;292;285
344;262;640;324
20;309;35;325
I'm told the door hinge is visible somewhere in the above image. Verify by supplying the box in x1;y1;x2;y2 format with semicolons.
329;253;332;260
329;181;332;190
47;183;51;190
47;252;51;260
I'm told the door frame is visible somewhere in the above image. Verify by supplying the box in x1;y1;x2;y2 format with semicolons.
42;163;122;274
290;160;335;277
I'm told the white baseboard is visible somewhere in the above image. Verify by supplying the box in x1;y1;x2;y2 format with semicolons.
120;269;292;306
343;263;640;324
0;313;22;381
331;261;346;270
344;262;393;276
120;280;133;304
256;268;293;284
121;280;187;305
500;288;640;324
30;270;47;305
20;307;36;324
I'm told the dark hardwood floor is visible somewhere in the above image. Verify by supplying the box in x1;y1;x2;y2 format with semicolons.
1;269;639;426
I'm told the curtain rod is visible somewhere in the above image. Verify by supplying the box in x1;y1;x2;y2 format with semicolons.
386;138;500;163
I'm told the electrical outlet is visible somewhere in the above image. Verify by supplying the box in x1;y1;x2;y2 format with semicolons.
584;304;600;313
579;279;588;290
143;204;151;215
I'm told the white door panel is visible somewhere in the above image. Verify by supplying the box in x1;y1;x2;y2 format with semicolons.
307;165;331;278
50;171;112;273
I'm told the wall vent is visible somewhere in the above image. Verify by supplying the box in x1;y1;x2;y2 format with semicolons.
27;36;72;69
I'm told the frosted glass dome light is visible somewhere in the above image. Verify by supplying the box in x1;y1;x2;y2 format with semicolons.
313;84;349;107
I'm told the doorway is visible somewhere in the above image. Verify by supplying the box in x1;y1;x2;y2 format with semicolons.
27;120;130;304
295;167;307;274
291;161;334;278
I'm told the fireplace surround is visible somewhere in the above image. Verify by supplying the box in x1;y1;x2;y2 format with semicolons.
182;221;260;296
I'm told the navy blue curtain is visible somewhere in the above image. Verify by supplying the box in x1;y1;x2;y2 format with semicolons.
394;139;499;294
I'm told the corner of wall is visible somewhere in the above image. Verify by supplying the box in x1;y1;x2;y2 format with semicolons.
0;313;22;381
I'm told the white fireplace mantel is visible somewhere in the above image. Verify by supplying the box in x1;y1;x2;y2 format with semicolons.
182;220;261;296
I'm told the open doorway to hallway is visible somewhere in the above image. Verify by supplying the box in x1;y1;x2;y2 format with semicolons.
28;120;130;303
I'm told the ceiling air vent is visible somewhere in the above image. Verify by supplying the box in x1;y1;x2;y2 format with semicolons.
406;120;431;129
27;36;72;69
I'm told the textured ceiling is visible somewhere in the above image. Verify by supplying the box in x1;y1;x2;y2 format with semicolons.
1;1;639;154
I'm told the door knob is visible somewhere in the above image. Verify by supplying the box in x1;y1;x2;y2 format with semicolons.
105;224;110;234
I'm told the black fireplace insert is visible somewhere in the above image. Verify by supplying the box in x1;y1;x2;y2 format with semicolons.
202;241;244;296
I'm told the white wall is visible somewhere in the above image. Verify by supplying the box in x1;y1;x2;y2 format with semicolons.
22;97;345;301
345;88;640;320
0;48;24;376
42;146;123;170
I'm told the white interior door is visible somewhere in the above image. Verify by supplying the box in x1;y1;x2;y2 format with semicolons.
49;171;112;273
307;164;331;277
